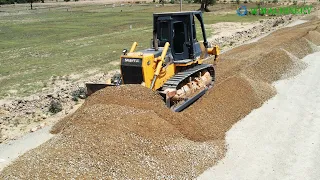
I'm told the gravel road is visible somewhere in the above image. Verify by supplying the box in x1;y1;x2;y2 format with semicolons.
198;51;320;180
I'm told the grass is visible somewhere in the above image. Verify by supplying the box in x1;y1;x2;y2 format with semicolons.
0;2;266;98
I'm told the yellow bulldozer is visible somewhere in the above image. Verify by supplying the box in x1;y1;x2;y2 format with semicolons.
86;11;219;112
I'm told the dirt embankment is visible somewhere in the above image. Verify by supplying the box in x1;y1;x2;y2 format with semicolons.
209;15;295;51
210;4;320;52
1;20;320;179
0;71;117;143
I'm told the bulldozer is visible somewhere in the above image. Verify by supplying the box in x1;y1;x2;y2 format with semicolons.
86;11;219;112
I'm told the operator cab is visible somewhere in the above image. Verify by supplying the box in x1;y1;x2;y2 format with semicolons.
153;11;209;63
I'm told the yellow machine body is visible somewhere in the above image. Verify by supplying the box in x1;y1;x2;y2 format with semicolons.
120;53;175;90
86;11;220;112
120;42;219;91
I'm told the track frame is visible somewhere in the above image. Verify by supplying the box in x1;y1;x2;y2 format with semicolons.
161;63;215;112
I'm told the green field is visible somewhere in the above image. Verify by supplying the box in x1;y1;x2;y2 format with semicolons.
0;2;264;98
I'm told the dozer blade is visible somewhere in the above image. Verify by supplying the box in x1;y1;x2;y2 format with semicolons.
85;83;115;96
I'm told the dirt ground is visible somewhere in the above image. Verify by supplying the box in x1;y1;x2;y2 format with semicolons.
38;0;153;5
0;70;118;143
1;15;319;179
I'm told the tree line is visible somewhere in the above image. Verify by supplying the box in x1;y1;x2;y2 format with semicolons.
0;0;43;5
0;0;216;12
158;0;216;12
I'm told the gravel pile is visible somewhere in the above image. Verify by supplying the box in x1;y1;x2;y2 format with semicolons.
1;86;225;179
184;20;320;143
1;20;320;179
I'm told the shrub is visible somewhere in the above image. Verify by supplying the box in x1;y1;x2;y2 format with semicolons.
71;87;86;101
272;0;278;3
0;0;17;4
293;0;297;5
49;100;62;114
244;0;248;3
208;0;216;5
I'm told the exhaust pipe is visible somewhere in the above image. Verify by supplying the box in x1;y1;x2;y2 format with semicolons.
153;30;159;51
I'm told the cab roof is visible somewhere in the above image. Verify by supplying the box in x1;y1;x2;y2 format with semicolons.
153;11;202;16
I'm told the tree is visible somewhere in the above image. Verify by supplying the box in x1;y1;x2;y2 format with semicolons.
26;0;40;9
27;0;34;9
195;0;216;12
